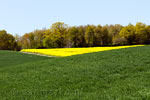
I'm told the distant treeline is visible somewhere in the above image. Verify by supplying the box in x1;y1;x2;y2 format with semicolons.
0;22;150;50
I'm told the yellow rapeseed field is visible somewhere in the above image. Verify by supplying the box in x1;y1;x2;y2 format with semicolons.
21;45;144;57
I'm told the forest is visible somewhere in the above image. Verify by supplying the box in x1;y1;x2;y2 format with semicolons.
0;22;150;50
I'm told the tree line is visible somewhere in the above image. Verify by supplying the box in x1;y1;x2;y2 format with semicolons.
0;22;150;50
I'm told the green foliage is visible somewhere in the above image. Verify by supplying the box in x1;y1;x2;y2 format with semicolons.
2;22;150;50
145;26;150;44
43;22;68;48
119;22;150;45
19;22;124;48
68;26;79;47
43;30;53;48
85;25;96;46
14;34;22;50
134;22;147;44
21;30;46;49
107;24;123;44
101;26;112;45
75;26;86;47
0;30;18;50
94;25;103;46
1;46;150;99
33;30;45;48
119;24;136;44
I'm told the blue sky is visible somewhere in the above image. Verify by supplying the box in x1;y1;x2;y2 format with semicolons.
0;0;150;35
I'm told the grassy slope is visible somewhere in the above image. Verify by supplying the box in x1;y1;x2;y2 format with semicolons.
0;50;50;68
0;46;150;100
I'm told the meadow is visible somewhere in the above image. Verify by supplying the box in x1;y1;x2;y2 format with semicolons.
1;45;150;100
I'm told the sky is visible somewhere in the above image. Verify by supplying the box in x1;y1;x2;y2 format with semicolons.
0;0;150;35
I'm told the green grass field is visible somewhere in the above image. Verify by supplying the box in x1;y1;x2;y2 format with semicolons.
1;46;150;100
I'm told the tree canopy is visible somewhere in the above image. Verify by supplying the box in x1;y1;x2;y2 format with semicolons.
1;22;150;50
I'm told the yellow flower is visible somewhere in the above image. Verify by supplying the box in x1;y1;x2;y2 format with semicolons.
21;45;144;57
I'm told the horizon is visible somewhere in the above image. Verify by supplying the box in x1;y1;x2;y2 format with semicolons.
0;0;150;35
